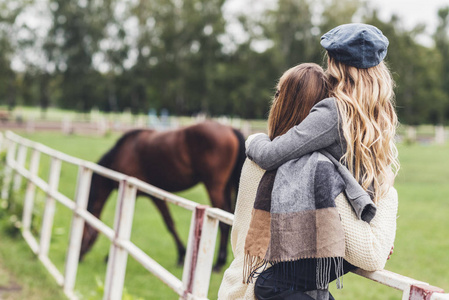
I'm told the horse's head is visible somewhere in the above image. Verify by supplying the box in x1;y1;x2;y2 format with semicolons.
79;222;99;261
79;172;111;261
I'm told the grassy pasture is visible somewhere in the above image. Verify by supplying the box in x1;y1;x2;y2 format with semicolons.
1;131;449;299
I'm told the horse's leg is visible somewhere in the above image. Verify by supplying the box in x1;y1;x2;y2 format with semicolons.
204;181;231;272
150;196;186;266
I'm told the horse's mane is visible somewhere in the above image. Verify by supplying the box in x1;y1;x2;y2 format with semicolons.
87;130;143;212
97;129;143;168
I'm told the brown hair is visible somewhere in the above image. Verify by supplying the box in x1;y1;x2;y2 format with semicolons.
268;63;329;139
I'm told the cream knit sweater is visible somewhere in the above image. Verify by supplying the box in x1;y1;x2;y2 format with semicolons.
218;154;398;299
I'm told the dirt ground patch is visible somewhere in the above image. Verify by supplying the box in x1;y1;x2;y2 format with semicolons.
0;237;66;300
0;265;22;300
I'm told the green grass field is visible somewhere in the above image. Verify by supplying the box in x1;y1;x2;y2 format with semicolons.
1;131;448;299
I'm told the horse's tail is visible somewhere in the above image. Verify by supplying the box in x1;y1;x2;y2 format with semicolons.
230;128;246;199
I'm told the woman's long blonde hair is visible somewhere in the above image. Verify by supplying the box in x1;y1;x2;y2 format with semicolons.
327;56;399;203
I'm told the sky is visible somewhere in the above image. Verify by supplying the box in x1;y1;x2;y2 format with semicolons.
372;0;447;30
370;0;448;45
224;0;449;46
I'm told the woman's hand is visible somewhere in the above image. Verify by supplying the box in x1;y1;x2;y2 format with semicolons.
387;245;394;260
245;133;267;148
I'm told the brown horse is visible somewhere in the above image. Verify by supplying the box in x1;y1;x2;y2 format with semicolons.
80;121;246;270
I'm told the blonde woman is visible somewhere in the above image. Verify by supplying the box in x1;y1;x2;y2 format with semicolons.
219;24;398;300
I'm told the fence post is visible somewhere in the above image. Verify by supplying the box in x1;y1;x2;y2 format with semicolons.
22;149;41;231
62;117;72;135
103;179;137;300
241;121;251;138
409;284;445;300
13;144;28;191
190;210;219;298
180;205;218;299
435;125;445;145
39;157;62;258
97;117;107;136
64;165;93;296
26;117;35;133
407;126;417;143
1;139;17;200
181;206;205;299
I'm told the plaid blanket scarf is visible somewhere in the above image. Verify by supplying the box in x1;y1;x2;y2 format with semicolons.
244;150;376;290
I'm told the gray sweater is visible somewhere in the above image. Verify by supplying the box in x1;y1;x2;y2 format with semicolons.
246;97;376;222
247;98;345;169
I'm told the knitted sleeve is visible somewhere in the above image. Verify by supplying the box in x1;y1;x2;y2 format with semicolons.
335;187;398;271
218;158;265;300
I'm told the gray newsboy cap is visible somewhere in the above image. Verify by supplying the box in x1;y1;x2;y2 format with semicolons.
320;23;389;69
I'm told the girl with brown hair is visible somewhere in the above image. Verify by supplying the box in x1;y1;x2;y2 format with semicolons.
219;62;345;300
267;63;329;140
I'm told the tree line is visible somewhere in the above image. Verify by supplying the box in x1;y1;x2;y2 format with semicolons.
0;0;448;125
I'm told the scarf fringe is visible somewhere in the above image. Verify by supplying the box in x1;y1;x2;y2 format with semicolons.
243;252;271;284
315;257;344;290
243;254;344;290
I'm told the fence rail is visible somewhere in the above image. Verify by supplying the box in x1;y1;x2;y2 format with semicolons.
0;130;448;300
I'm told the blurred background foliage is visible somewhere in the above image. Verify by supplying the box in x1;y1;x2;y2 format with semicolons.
0;0;448;123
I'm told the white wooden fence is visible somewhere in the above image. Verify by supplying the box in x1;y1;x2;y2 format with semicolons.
0;130;448;300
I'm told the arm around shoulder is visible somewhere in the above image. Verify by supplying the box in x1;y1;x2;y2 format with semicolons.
246;98;340;170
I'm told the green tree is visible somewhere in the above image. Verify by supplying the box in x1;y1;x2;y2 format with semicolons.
0;0;28;110
44;0;113;112
113;0;228;115
434;7;449;124
320;0;360;34
267;0;320;69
